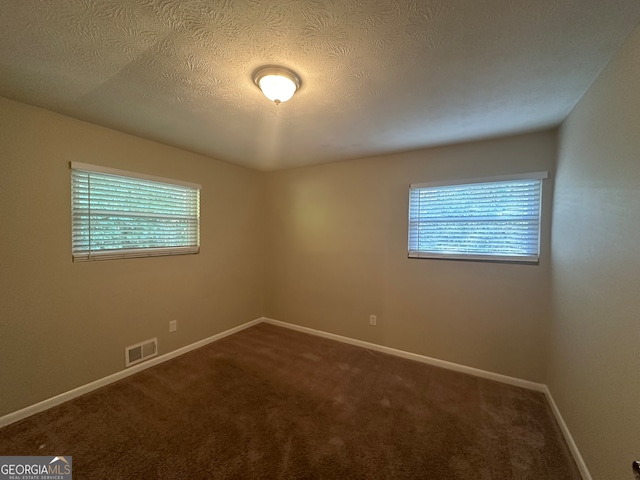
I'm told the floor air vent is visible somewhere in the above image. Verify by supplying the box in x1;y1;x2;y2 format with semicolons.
125;338;158;367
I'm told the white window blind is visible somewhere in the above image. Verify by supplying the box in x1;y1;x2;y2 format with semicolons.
408;172;547;263
71;162;200;262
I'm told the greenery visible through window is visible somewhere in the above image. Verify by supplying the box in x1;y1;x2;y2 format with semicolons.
408;172;547;263
71;162;200;262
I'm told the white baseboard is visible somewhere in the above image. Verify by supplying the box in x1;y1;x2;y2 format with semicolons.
261;317;591;480
261;317;546;392
543;386;592;480
0;318;263;429
0;315;591;480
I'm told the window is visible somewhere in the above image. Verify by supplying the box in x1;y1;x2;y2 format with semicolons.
408;172;547;263
71;162;200;262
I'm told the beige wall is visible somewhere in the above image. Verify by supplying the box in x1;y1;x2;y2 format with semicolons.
0;97;265;416
0;96;557;417
549;26;640;480
265;131;556;382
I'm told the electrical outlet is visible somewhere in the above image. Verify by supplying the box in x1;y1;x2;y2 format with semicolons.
169;320;177;333
369;315;377;326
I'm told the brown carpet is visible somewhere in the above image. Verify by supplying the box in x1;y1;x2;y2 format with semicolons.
0;323;580;479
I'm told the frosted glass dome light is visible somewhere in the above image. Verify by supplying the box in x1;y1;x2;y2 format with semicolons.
253;66;302;105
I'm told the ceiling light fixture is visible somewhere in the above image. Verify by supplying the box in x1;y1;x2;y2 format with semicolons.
252;66;302;105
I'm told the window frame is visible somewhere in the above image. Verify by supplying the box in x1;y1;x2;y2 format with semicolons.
71;162;201;262
407;172;548;264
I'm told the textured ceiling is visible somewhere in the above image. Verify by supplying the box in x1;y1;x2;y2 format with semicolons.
0;1;639;170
